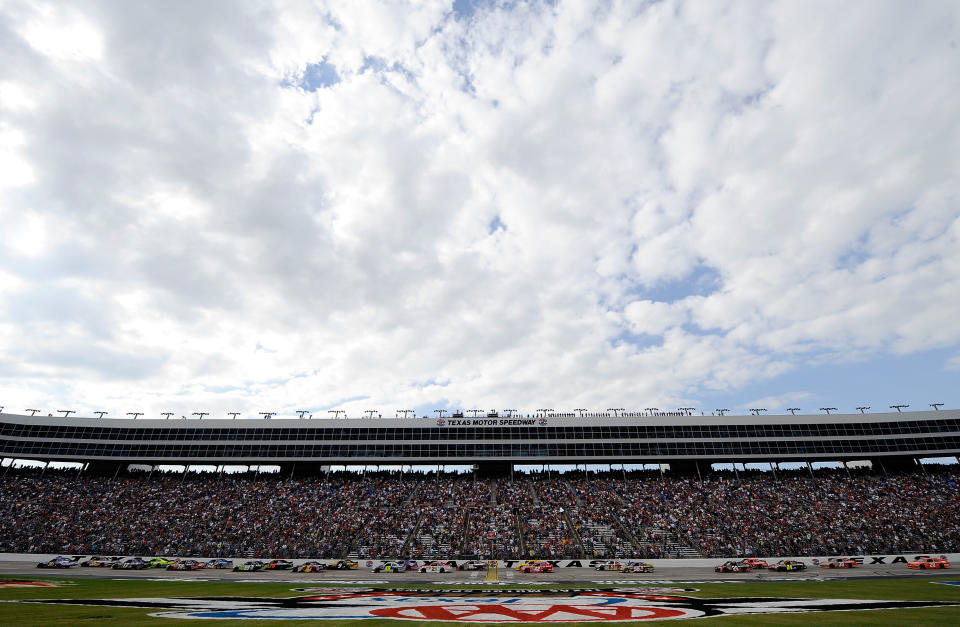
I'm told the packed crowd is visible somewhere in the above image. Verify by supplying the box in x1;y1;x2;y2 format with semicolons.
1;466;957;559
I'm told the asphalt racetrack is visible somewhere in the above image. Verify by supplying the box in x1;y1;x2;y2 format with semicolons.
4;559;945;585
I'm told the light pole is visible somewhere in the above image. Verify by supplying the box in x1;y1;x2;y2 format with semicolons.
434;409;447;419
328;410;346;419
161;412;173;420
574;408;587;417
644;407;658;416
57;410;75;418
749;408;767;416
259;412;276;419
786;407;801;415
819;407;837;415
193;412;209;420
94;411;108;419
678;407;696;415
127;412;143;420
296;410;309;419
25;409;40;416
227;412;240;419
930;403;944;411
890;404;909;413
363;410;380;419
536;408;554;417
397;410;414;418
467;409;483;418
856;406;870;414
716;409;729;416
502;409;517;417
608;408;625;417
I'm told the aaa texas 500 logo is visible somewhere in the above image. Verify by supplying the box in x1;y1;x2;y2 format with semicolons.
17;589;960;621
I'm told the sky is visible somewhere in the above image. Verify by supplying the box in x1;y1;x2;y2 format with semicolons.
1;0;959;422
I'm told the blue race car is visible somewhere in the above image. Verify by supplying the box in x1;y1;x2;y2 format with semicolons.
37;556;79;569
206;558;234;569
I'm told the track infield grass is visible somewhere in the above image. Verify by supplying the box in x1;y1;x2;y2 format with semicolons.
1;575;959;625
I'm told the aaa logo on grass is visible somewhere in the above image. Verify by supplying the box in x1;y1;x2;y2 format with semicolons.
18;589;960;621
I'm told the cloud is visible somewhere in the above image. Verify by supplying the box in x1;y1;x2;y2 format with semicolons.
0;0;959;418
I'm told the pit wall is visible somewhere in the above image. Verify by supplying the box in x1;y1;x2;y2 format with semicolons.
8;553;959;569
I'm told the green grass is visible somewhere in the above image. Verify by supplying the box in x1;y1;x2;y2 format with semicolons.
1;575;959;625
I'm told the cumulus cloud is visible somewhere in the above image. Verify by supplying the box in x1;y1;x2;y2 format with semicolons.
0;0;958;418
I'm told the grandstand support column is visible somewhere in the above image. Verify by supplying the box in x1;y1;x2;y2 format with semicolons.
113;463;122;478
806;461;815;479
183;465;190;481
769;461;777;480
148;465;154;480
696;461;703;483
41;460;49;477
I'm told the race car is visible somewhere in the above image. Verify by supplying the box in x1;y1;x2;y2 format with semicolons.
167;559;206;571
326;559;359;570
773;560;807;572
372;561;407;573
148;557;175;569
741;558;769;569
907;556;951;569
620;561;655;573
715;560;752;573
113;557;149;570
594;561;623;571
293;561;326;573
819;557;858;569
514;560;537;571
233;560;268;572
37;556;79;569
419;561;454;573
457;560;487;571
519;561;555;573
206;558;234;569
265;559;294;570
80;556;121;568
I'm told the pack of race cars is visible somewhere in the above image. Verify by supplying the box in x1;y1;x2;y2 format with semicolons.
36;554;952;573
715;559;808;573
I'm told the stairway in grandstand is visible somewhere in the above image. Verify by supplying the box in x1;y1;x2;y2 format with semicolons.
637;528;702;558
575;515;634;558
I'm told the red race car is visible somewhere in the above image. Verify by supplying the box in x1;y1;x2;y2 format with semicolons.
741;558;769;569
907;556;951;570
519;561;555;573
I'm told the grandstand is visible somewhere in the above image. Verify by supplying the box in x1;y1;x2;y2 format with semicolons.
1;408;958;561
2;408;959;475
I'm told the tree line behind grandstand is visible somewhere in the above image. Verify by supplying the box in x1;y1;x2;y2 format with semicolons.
1;465;957;562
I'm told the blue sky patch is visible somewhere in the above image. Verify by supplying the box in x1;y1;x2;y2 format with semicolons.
298;60;340;91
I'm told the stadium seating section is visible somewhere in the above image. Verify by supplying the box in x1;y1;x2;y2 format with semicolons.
1;467;957;559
